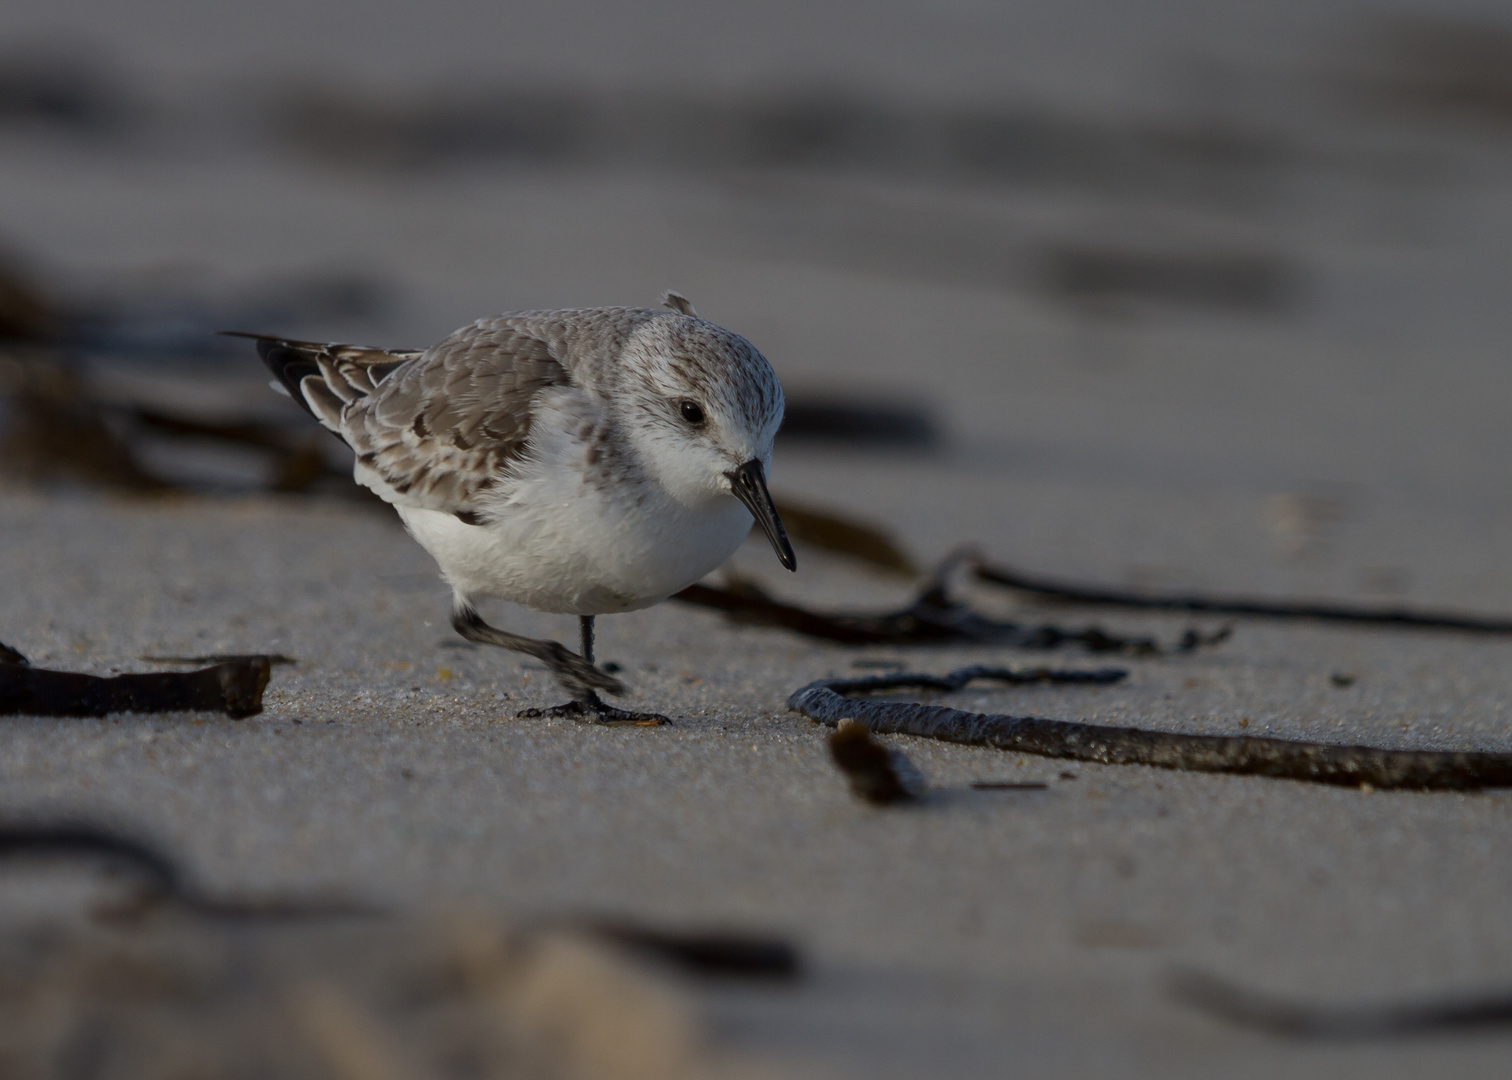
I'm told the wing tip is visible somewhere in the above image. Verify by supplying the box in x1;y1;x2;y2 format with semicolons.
223;332;321;416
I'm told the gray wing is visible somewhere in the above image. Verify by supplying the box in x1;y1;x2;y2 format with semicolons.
247;307;660;522
344;323;572;521
282;323;571;522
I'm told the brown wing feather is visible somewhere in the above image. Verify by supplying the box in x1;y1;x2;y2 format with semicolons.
230;332;423;417
236;317;623;522
340;323;569;521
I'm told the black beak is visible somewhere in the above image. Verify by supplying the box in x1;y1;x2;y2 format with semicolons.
726;459;797;572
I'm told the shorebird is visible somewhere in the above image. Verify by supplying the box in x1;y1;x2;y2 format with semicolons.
228;292;794;724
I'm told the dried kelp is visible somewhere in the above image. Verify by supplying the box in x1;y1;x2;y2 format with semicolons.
131;404;354;494
583;923;801;980
824;670;1123;803
788;667;1512;790
0;250;354;496
0;349;377;497
0;353;171;490
131;404;300;453
706;493;1512;640
0;239;388;359
140;652;297;666
0;50;135;139
814;663;1128;693
0;254;57;342
0;822;180;897
0;818;802;1080
771;498;919;576
778;398;938;448
823;669;1123;802
0;820;803;978
1171;968;1512;1038
974;557;1512;635
0;820;377;919
1366;17;1512;129
828;719;922;805
0;643;272;719
673;575;1229;655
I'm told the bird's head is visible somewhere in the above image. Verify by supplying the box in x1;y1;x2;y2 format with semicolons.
618;308;795;571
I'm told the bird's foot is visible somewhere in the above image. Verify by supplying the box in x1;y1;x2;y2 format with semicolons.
517;691;670;727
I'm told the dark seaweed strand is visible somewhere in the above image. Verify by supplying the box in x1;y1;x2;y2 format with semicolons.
0;821;382;920
0;823;183;900
671;581;1229;654
1170;969;1512;1038
974;560;1512;634
583;922;801;980
787;670;1512;791
814;664;1128;695
0;657;272;719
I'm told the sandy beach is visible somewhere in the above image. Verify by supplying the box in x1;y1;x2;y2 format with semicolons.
6;0;1512;1075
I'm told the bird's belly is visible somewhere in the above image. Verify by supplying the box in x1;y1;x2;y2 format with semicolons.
397;492;752;615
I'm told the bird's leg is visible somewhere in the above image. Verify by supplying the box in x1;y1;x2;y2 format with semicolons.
580;614;595;666
536;618;668;724
452;607;668;726
451;605;623;699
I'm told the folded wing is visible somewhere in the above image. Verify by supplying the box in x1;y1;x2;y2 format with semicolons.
232;324;569;524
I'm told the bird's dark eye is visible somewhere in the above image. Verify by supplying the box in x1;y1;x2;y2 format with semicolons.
679;401;705;426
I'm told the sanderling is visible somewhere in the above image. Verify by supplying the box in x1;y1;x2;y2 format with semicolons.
226;292;794;724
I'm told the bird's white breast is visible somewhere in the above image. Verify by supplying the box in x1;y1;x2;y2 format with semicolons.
386;397;754;615
397;490;750;614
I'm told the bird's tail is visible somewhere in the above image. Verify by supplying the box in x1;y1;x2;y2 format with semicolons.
219;332;421;431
